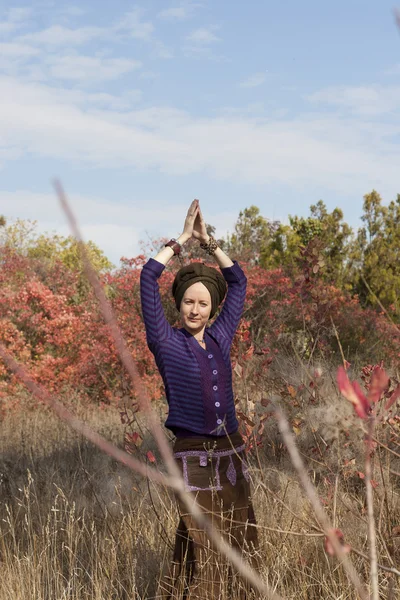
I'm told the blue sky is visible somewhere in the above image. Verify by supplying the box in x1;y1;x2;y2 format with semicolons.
1;0;400;264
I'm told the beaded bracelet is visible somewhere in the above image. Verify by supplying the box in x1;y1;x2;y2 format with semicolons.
200;235;219;256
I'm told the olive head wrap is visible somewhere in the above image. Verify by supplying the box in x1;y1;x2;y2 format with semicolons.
172;262;227;319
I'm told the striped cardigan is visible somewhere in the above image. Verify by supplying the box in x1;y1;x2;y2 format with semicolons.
140;257;247;436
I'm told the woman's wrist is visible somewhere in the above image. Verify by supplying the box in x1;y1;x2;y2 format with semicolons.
199;234;210;245
178;232;191;245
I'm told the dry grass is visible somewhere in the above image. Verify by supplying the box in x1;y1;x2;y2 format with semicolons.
0;380;400;599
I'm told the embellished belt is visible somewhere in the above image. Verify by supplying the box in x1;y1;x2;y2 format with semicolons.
173;443;250;492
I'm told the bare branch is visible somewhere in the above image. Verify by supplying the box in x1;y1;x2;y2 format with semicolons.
273;403;370;600
365;417;379;599
0;344;168;487
50;180;283;599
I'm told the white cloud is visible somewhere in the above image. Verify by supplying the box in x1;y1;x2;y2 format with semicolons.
186;26;220;44
239;72;266;88
10;9;171;67
307;84;400;116
0;42;42;78
0;42;39;57
73;223;140;264
139;70;159;80
384;63;400;76
64;89;142;110
0;76;399;200
115;8;154;41
184;25;222;58
153;41;174;59
0;6;32;34
113;9;172;58
19;25;106;46
7;6;32;22
0;22;17;33
182;45;226;61
46;55;142;83
157;2;201;20
158;6;189;20
60;6;86;18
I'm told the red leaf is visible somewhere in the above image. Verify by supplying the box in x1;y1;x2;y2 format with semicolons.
237;411;255;428
130;432;142;447
324;528;351;556
385;384;400;411
146;450;156;463
368;366;389;403
337;367;369;419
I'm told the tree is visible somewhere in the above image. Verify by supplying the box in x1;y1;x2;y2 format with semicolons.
350;190;400;315
222;206;274;265
261;201;353;287
0;219;113;302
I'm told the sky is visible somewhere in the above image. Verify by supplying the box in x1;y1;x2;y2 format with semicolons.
1;0;400;265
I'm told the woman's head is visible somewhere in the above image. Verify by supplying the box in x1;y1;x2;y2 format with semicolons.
172;262;227;330
179;282;212;332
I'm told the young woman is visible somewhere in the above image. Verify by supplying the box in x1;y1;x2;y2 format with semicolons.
140;199;259;599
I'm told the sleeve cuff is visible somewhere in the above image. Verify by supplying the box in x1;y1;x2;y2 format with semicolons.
220;260;246;283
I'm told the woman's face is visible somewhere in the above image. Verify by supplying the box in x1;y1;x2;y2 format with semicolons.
180;282;212;332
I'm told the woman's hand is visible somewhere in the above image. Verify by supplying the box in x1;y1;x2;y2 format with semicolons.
192;202;209;244
182;199;199;240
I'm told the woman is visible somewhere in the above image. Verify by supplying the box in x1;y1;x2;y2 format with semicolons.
140;199;259;599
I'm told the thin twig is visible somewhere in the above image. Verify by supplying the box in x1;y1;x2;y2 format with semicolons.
0;346;167;485
330;316;347;368
273;403;370;600
42;180;283;600
333;473;339;529
361;275;399;333
0;329;281;600
373;437;400;460
351;547;400;577
365;416;379;600
146;477;175;551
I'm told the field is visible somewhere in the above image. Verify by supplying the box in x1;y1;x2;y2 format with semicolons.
1;359;400;600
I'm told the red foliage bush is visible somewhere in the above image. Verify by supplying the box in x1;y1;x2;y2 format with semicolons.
1;240;399;411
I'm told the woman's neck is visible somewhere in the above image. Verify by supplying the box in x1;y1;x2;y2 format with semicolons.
183;324;206;341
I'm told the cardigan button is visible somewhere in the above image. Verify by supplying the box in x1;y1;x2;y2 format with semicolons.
213;369;218;375
215;402;220;407
217;419;222;425
208;354;213;359
213;385;218;391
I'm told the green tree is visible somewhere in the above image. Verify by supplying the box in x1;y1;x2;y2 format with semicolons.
1;219;113;302
261;201;353;286
350;190;400;314
27;233;113;274
223;206;273;265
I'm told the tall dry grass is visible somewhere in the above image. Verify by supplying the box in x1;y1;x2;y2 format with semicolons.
1;360;400;599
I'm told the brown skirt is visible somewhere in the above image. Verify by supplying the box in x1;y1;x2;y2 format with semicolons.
157;432;260;600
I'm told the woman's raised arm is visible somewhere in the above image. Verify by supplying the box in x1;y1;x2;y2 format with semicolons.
140;200;201;346
192;203;246;343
